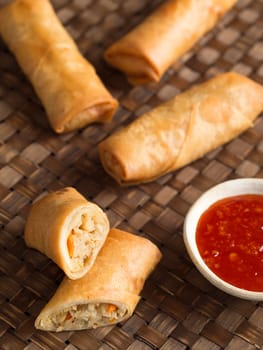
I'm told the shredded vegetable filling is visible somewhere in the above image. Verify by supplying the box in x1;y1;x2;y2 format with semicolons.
45;303;127;331
67;214;102;271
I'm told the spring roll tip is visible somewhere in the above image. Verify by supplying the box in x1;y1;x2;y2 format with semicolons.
99;148;126;184
99;148;165;186
104;48;160;85
53;98;119;134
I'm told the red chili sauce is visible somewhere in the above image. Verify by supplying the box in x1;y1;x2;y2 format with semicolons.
196;194;263;291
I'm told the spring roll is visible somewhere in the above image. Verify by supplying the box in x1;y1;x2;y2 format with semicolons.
0;0;118;133
99;72;263;185
35;228;162;331
104;0;237;85
24;187;110;280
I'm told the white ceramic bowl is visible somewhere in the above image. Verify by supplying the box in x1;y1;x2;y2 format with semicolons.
183;178;263;300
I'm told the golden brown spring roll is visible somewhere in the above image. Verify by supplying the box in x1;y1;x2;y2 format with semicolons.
104;0;237;85
0;0;118;133
24;187;110;280
99;72;263;185
35;228;162;331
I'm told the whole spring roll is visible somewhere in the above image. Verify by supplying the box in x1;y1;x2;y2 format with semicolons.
99;72;263;185
104;0;237;85
35;228;162;331
0;0;118;133
24;187;110;280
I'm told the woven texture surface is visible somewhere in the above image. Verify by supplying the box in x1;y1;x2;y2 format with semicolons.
0;0;263;349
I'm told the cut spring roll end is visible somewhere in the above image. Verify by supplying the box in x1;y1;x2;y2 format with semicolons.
24;187;110;280
35;294;139;332
34;228;162;331
60;205;109;279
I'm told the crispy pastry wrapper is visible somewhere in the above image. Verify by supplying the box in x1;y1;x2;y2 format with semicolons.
35;228;162;331
99;72;263;185
24;187;110;280
0;0;118;133
104;0;237;85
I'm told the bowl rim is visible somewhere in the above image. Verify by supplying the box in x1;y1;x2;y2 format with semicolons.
183;177;263;300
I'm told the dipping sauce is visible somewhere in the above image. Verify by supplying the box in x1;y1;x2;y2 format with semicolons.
196;194;263;291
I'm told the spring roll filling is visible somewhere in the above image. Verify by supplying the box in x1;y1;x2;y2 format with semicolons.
42;303;127;331
67;214;105;272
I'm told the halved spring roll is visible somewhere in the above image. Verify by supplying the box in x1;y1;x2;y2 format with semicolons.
0;0;118;133
35;228;162;331
99;72;263;185
24;187;110;280
104;0;237;85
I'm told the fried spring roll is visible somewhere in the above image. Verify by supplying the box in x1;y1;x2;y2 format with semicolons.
24;187;110;280
34;228;162;331
0;0;118;133
99;72;263;185
104;0;237;85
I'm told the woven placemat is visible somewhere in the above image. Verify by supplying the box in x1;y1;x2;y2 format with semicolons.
0;0;263;349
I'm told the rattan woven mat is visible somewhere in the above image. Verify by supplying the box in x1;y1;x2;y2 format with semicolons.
0;0;263;349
